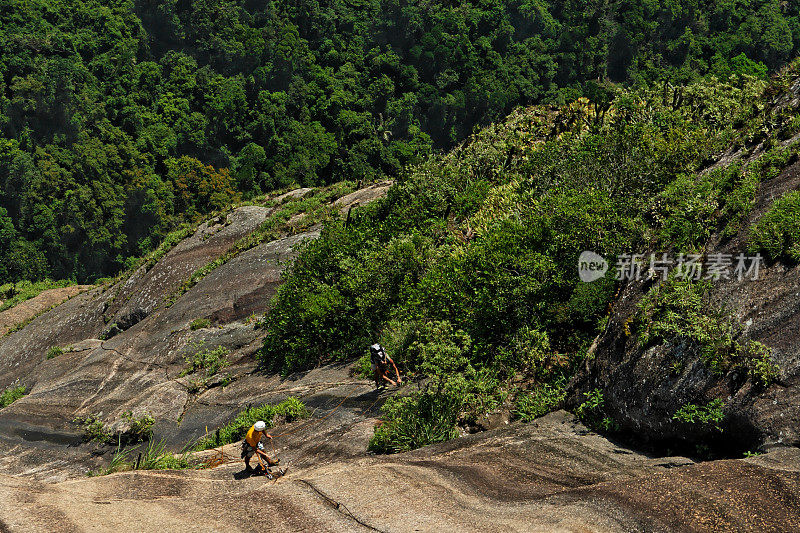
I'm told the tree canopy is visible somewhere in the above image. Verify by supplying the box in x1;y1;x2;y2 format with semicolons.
1;0;799;282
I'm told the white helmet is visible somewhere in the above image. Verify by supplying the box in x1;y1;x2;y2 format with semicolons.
254;420;266;431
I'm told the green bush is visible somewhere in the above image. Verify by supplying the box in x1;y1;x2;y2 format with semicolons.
46;346;64;359
368;391;461;454
121;411;155;443
0;385;26;409
194;397;309;451
749;190;800;262
575;389;617;432
353;355;372;379
673;399;725;432
73;415;113;444
189;318;211;330
180;345;230;378
514;384;566;422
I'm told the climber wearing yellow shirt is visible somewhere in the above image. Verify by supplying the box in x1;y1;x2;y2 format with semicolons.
241;420;279;472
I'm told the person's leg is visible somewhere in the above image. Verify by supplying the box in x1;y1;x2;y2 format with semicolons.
257;450;279;466
242;442;254;471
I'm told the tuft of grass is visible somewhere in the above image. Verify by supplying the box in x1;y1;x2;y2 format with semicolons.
0;385;26;409
46;346;64;359
194;397;309;451
189;318;211;330
89;439;196;476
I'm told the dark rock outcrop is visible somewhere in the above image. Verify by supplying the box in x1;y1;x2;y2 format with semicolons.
570;156;800;452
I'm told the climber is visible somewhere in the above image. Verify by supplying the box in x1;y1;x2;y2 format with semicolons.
370;343;402;389
241;420;279;472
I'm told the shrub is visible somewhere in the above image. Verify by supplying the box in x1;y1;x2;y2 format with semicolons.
369;321;508;453
353;355;372;379
749;190;800;262
180;345;230;378
194;397;309;450
0;385;26;409
514;384;566;422
189;318;211;330
73;414;113;444
121;411;155;443
368;391;461;454
46;346;64;359
575;389;617;432
673;399;725;432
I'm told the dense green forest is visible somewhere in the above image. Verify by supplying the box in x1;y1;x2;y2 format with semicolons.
1;0;799;282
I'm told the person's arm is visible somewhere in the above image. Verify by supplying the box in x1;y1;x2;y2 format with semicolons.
380;367;397;386
390;358;402;384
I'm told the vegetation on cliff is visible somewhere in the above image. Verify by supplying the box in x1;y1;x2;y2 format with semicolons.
262;63;800;452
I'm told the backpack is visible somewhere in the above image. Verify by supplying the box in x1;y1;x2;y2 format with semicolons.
370;343;388;366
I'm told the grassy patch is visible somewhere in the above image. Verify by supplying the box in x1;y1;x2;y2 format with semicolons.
189;318;211;330
74;412;155;446
194;397;309;450
514;384;566;422
46;346;65;359
0;385;26;409
749;190;800;262
0;279;75;312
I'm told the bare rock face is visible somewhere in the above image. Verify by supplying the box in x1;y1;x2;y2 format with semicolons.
333;180;393;213
1;409;799;532
103;205;272;333
569;158;800;452
0;188;368;479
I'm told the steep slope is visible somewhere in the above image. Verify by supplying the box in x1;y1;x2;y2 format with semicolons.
1;411;799;532
570;108;800;452
0;183;390;480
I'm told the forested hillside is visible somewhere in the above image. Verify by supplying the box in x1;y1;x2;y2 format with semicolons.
1;0;799;283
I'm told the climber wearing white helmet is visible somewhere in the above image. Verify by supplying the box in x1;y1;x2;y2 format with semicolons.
241;420;278;472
